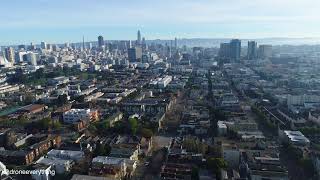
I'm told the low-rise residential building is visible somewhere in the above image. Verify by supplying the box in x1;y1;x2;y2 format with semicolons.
109;147;139;161
218;121;228;136
84;92;104;102
279;130;310;147
31;164;53;180
0;83;20;95
49;76;69;85
36;156;73;174
248;156;289;180
16;104;47;115
149;75;173;89
63;109;99;123
160;163;192;180
222;143;240;169
89;156;136;179
121;98;174;115
47;149;85;162
0;150;35;165
28;135;62;158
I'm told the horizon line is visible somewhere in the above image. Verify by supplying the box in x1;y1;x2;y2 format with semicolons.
1;36;320;47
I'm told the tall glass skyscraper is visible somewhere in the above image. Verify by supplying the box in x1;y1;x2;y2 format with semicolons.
247;41;257;60
98;35;104;47
137;30;141;45
230;39;241;62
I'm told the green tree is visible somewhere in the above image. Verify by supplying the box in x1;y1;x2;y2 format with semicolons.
207;157;227;177
75;95;85;103
129;117;138;135
94;143;111;156
17;115;28;125
80;72;89;80
298;158;316;177
8;69;23;83
88;124;98;134
299;127;320;135
101;119;110;129
40;117;51;129
52;121;62;129
34;68;45;79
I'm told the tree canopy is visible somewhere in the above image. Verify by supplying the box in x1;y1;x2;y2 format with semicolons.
129;117;138;135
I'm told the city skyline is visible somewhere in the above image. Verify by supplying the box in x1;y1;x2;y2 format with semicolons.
1;0;320;45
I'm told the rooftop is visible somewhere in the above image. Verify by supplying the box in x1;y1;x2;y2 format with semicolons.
92;156;133;166
284;130;310;144
36;156;73;165
64;109;91;115
47;149;84;159
71;174;114;180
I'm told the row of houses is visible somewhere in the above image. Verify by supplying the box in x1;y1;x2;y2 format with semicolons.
120;97;175;115
0;135;61;165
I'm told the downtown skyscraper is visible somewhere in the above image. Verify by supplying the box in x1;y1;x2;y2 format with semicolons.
137;30;141;45
230;39;241;62
247;41;257;60
98;35;104;48
4;47;15;63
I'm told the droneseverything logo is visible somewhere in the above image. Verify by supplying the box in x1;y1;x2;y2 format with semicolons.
2;169;56;176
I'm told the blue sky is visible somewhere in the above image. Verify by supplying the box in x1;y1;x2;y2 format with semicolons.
0;0;319;45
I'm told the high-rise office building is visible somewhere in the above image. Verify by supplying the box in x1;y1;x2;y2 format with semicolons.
142;37;146;45
26;52;37;66
137;30;141;45
52;44;59;51
4;47;15;63
169;40;173;58
219;43;231;59
230;39;241;62
0;52;6;64
46;44;52;51
71;43;76;50
247;41;257;60
141;37;147;50
128;47;142;62
16;51;28;63
29;43;36;51
18;45;26;50
41;42;47;50
129;40;132;48
174;37;178;50
258;45;272;59
82;36;86;50
98;35;104;47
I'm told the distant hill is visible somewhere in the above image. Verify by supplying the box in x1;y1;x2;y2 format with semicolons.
146;38;320;47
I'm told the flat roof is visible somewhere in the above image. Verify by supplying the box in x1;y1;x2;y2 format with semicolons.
47;149;84;158
284;130;310;143
92;156;134;166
